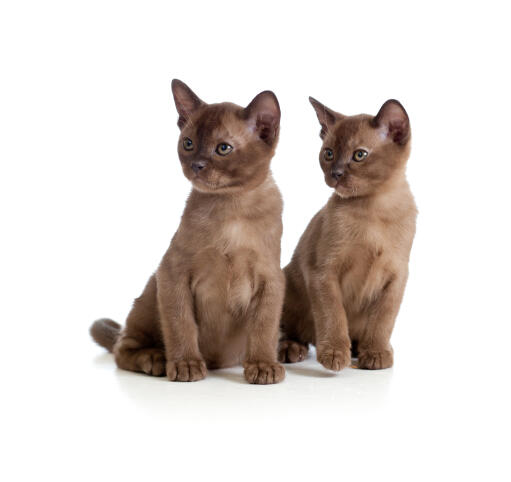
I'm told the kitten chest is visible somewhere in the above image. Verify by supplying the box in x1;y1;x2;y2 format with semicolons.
191;217;266;318
338;215;395;310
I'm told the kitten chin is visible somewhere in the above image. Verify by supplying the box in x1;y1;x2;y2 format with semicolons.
189;177;222;193
333;179;360;199
334;188;355;199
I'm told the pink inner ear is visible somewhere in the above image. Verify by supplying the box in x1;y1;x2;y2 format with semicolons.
255;96;279;118
171;80;203;128
245;91;280;144
388;121;409;144
375;100;410;145
255;113;277;142
174;94;201;124
309;97;340;139
247;98;280;126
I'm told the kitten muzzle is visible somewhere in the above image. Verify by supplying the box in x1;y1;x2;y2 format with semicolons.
331;168;344;181
191;160;207;174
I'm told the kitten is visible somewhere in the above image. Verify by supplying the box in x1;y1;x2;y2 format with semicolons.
91;80;286;384
279;97;416;370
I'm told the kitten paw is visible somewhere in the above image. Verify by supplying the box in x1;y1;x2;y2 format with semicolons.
167;359;207;382
114;337;166;377
357;349;393;370
137;349;166;376
278;340;309;363
243;361;285;384
317;345;351;371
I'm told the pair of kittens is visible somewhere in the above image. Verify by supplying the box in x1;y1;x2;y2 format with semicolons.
90;79;417;384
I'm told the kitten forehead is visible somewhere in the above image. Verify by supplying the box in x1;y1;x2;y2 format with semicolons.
324;114;374;146
185;103;252;147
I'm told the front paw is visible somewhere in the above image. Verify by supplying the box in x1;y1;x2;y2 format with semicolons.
278;340;309;363
317;344;351;371
243;361;285;384
167;359;207;382
357;349;393;370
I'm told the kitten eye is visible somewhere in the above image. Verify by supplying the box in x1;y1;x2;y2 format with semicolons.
216;143;233;156
353;149;368;162
183;137;194;151
324;149;334;161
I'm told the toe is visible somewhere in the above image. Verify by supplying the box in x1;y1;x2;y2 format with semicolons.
139;353;153;374
244;362;285;384
176;361;190;381
278;341;308;364
166;361;178;381
151;355;166;376
188;361;206;381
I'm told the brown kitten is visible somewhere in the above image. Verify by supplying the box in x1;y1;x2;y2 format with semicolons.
90;80;285;384
279;97;417;370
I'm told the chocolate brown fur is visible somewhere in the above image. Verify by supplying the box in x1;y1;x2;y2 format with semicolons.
279;98;417;370
91;80;285;384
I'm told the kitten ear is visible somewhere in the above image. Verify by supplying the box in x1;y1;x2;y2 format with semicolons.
244;91;281;145
372;99;410;145
171;79;204;129
309;97;341;139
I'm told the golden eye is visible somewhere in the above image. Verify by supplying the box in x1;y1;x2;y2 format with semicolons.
353;149;368;162
183;137;194;151
324;149;334;161
216;143;233;155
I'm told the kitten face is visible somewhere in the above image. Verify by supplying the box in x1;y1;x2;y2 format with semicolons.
171;80;280;194
310;98;411;198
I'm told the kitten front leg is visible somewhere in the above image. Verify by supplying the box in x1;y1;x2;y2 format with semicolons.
244;273;285;385
308;271;351;371
357;276;406;370
156;266;207;382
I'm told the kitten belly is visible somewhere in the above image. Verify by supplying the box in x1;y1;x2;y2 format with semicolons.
191;247;257;368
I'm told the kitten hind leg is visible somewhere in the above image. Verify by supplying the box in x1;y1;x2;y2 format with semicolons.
278;339;309;363
279;269;313;364
114;338;166;376
113;274;166;377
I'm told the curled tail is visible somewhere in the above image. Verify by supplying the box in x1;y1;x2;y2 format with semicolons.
90;318;122;352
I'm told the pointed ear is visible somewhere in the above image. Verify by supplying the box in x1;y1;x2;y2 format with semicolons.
171;79;204;129
372;99;410;145
244;91;280;145
309;97;341;139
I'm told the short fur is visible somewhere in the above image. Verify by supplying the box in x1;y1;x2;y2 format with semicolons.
279;98;417;370
91;80;285;384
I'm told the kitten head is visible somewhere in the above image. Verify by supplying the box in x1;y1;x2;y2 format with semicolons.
171;79;280;194
309;97;411;198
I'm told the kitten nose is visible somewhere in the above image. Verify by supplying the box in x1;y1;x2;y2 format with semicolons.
191;161;207;173
331;168;344;181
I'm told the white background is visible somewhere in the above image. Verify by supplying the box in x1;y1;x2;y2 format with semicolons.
1;1;510;480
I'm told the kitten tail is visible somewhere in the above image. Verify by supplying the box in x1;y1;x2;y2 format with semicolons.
90;318;122;352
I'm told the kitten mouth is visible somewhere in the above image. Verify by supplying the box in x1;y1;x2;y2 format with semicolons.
333;179;357;197
192;176;243;193
335;184;357;199
194;176;215;187
335;189;351;198
192;175;226;191
330;179;346;190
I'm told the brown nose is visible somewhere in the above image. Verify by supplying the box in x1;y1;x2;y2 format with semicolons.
191;161;206;173
331;168;344;181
